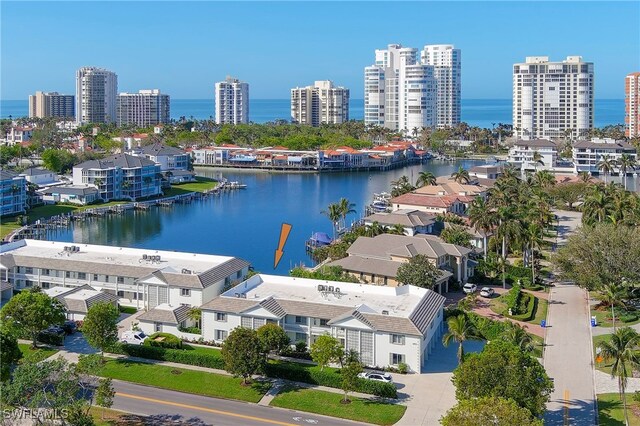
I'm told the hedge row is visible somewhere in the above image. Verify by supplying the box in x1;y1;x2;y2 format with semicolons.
508;294;537;322
110;343;225;370
143;332;183;349
263;361;397;398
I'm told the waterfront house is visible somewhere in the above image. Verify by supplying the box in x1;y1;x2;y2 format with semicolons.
72;153;162;201
363;209;436;236
390;192;465;215
0;239;250;309
328;233;474;291
572;138;638;174
45;285;119;321
201;274;446;372
468;165;503;180
39;185;100;205
131;143;191;171
507;139;559;170
19;167;59;188
0;170;26;217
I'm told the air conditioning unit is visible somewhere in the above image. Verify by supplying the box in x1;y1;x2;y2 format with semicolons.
317;285;324;291
235;293;240;298
328;286;334;293
382;310;389;315
335;288;340;294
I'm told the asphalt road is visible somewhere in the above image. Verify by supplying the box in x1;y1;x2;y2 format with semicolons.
543;284;597;425
111;380;364;426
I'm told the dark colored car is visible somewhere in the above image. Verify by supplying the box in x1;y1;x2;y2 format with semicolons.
61;320;77;334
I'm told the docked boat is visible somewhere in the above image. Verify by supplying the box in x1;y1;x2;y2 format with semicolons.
228;181;247;189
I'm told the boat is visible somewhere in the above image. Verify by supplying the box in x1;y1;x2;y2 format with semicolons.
305;232;333;251
228;181;247;189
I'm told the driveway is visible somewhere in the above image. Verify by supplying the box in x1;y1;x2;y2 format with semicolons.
117;310;144;337
552;209;583;247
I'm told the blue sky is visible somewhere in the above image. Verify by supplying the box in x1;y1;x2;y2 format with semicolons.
2;1;639;100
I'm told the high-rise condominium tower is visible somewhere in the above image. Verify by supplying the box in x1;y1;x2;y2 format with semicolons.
76;67;118;124
291;81;349;126
513;56;594;140
626;72;640;138
364;44;441;134
215;76;249;124
28;92;75;119
421;45;461;128
117;89;170;127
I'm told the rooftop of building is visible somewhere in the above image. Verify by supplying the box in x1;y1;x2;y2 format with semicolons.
512;139;559;148
346;233;472;260
74;153;157;170
137;303;191;324
38;185;98;196
573;139;636;150
0;170;20;180
19;167;55;177
136;143;186;157
364;209;436;227
45;285;119;313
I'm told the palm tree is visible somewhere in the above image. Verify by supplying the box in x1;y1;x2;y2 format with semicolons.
494;206;524;288
597;155;618;184
468;197;496;257
582;187;612;225
388;224;406;235
531;150;544;171
618;154;637;191
442;314;482;365
524;222;544;285
365;221;387;237
578;171;591;183
533;170;555;189
415;171;437;188
337;198;356;231
186;307;202;330
596;327;640;426
501;322;534;353
322;203;342;240
450;166;470;184
599;283;627;331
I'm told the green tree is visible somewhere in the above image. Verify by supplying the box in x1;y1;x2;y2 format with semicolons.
341;359;363;404
596;327;640;426
553;224;640;290
395;254;442;289
416;171;437;187
451;166;470;184
598;283;628;331
468;196;496;257
441;396;542;426
0;330;22;380
618;153;637;191
187;307;202;330
338;197;356;230
0;287;66;348
452;341;553;416
95;377;115;420
256;323;290;354
221;327;264;385
41;148;76;173
442;314;483;364
440;224;473;248
82;302;120;356
322;202;343;240
531;150;544;171
310;334;344;371
597;155;618;184
500;322;534;353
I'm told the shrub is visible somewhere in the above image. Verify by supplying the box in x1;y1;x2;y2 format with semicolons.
397;362;409;374
178;326;202;334
294;341;308;353
143;332;183;349
502;285;522;314
108;343;225;369
619;312;639;323
36;331;64;346
279;347;313;360
508;294;537;322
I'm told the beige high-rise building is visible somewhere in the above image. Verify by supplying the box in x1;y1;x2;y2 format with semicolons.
28;92;74;119
626;72;640;138
291;81;349;126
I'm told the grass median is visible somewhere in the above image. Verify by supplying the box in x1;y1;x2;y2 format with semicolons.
100;359;270;403
270;385;406;426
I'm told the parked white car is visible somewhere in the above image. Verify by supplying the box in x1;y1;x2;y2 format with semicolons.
463;283;477;294
121;330;147;345
358;372;393;383
480;287;495;298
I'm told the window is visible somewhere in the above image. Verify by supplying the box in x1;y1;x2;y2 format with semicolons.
117;277;125;284
78;273;86;280
93;274;98;281
295;316;306;324
295;333;307;343
25;280;34;287
65;271;71;278
154;322;161;332
390;334;405;345
105;275;110;282
117;290;124;297
42;269;50;276
41;282;50;289
180;288;191;297
319;319;329;327
241;317;252;328
215;330;227;341
390;353;406;365
216;312;227;322
25;267;33;274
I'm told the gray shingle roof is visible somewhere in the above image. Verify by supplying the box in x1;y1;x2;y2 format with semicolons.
75;153;157;170
20;167;54;177
513;139;558;148
51;285;119;314
0;281;13;292
40;185;99;196
364;210;436;228
139;143;186;156
0;170;19;180
138;304;191;324
328;257;402;277
573;140;636;150
408;291;446;334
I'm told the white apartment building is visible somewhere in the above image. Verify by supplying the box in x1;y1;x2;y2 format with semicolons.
215;76;249;124
421;45;461;128
513;56;594;140
626;72;640;138
2;126;33;145
29;92;75;119
201;274;446;372
291;81;349;126
573;138;638;174
0;239;250;310
117;89;170;127
76;67;118;124
507;139;559;170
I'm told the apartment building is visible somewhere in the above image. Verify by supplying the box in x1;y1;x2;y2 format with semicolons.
28;92;75;119
2;127;33;145
0;239;250;309
513;56;594;140
0;171;26;217
72;153;162;201
626;72;640;138
201;274;446;372
507;139;559;170
45;285;119;321
363;209;436;236
131;143;190;171
117;89;170;127
76;67;118;124
421;45;461;128
573;138;638;174
291;81;349;126
215;76;249;124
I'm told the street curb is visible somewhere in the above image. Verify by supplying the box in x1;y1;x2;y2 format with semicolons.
586;288;599;425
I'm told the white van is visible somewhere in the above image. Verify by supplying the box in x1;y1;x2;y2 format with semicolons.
121;330;147;345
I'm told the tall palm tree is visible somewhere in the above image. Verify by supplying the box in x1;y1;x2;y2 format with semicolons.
494;206;524;288
533;170;555;189
442;314;482;365
450;166;470;184
582;187;612;225
524;222;544;285
415;171;437;188
597;155;618;184
501;322;534;353
468;197;496;257
365;221;388;237
578;171;591;183
531;150;544;171
618;154;637;191
599;283;627;331
322;203;342;240
388;224;406;235
596;327;640;426
338;198;356;230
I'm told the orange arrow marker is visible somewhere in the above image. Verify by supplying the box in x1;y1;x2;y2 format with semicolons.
274;223;292;269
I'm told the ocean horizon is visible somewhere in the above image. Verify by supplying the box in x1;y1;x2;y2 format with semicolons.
1;98;625;129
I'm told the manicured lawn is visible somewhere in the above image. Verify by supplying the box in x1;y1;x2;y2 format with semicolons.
531;335;544;358
18;343;59;363
99;359;269;403
594;334;618;375
163;177;218;197
118;306;138;315
90;406;129;426
270;385;406;426
0;220;23;239
598;393;640;426
591;306;640;328
529;297;549;325
183;343;223;356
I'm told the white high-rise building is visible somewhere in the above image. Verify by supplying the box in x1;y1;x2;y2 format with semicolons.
364;44;437;134
116;90;170;127
513;56;594;140
421;45;461;128
291;81;349;126
215;76;249;124
75;67;118;124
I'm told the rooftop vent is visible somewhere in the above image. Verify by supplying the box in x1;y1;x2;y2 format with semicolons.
382;310;389;315
181;268;192;275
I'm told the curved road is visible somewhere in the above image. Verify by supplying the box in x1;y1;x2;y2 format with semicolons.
112;380;364;426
